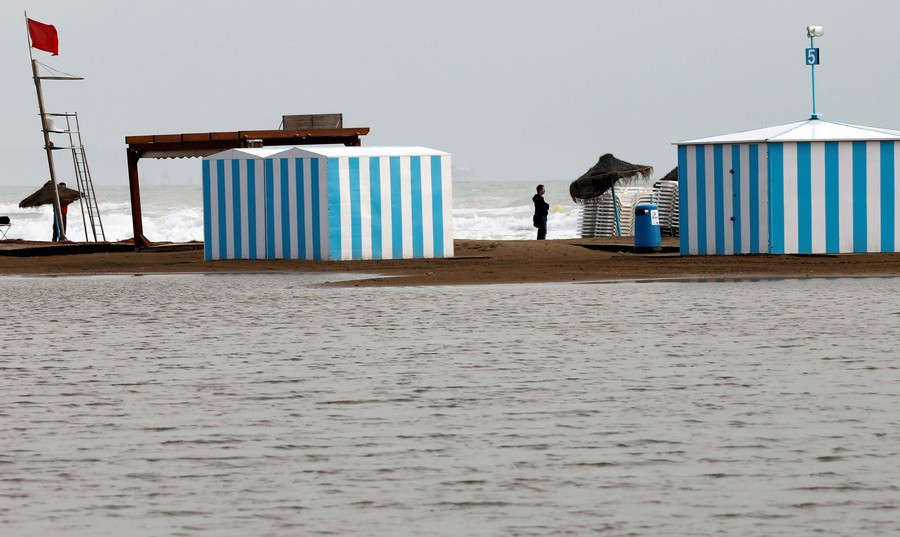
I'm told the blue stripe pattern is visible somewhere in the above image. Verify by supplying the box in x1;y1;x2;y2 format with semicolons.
369;158;383;259
231;159;243;258
695;145;707;255
749;144;760;253
679;139;900;256
797;142;812;254
431;155;445;258
677;145;689;254
824;142;840;253
768;143;784;254
216;160;227;260
203;149;452;261
264;159;275;258
731;145;742;254
327;157;342;260
390;157;403;256
279;159;291;258
311;158;321;260
410;157;424;257
294;159;306;259
348;157;362;259
246;161;258;259
880;141;895;252
202;160;212;259
713;145;725;254
852;142;868;252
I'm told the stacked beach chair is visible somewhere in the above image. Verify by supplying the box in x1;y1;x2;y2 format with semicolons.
577;183;680;238
576;186;647;237
651;181;680;237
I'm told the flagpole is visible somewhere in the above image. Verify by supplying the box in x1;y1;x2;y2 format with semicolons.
25;11;34;63
26;12;66;241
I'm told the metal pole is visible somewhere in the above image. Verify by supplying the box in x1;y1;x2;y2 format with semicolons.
610;181;621;237
31;58;66;241
810;35;817;120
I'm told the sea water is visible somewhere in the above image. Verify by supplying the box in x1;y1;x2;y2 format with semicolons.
1;274;899;536
0;179;582;243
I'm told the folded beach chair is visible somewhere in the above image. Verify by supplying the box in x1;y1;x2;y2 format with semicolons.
0;216;9;239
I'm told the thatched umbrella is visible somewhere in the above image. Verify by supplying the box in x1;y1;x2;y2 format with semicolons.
659;166;678;182
19;180;81;208
569;153;653;202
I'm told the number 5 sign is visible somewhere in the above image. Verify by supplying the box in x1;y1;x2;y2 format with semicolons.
806;47;819;65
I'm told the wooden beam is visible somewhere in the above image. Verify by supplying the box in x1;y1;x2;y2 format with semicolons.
127;149;151;250
125;128;368;146
125;128;368;157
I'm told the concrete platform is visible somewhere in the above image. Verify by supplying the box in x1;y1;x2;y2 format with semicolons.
0;240;203;257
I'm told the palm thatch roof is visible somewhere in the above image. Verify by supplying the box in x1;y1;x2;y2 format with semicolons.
569;153;653;202
659;166;677;182
19;181;81;208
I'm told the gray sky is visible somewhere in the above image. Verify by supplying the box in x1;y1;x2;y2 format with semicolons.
2;0;898;187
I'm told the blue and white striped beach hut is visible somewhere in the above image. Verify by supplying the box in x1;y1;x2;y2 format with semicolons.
202;146;453;261
676;118;900;255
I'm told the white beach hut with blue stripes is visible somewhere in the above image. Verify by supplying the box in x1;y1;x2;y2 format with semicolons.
202;145;453;261
675;118;900;255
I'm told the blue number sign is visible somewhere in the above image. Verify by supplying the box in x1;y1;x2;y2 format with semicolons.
806;47;819;65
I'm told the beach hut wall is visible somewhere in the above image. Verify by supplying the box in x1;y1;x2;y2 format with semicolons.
202;146;453;261
675;118;900;256
201;148;278;260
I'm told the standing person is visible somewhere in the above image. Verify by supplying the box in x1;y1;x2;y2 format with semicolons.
51;182;71;242
532;184;550;240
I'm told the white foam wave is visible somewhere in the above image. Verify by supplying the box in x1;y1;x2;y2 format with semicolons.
0;180;580;243
453;206;579;240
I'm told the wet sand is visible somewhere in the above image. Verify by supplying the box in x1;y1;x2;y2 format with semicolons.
2;237;899;286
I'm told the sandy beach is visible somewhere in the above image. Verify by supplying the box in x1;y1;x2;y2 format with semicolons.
2;237;899;286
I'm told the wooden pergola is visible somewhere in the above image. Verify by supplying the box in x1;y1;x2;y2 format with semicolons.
125;127;369;250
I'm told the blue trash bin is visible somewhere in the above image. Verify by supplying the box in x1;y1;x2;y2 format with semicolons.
634;203;662;253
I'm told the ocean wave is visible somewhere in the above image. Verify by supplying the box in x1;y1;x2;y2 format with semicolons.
0;180;581;242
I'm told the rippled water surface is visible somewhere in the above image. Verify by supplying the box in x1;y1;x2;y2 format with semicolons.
1;275;899;536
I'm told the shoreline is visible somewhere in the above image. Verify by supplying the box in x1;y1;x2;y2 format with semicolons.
2;237;900;286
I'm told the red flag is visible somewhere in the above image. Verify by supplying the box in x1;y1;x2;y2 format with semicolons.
27;18;58;56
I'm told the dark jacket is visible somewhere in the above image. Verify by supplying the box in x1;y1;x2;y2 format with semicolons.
533;194;549;218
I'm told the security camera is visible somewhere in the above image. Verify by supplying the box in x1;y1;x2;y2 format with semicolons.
807;26;824;38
